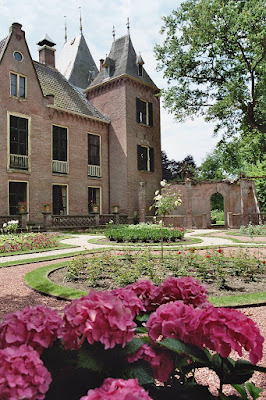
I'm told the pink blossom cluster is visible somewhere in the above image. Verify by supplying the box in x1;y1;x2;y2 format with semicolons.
61;290;136;350
110;287;145;317
146;301;264;364
0;232;59;253
0;305;63;354
127;344;173;382
80;378;152;400
126;279;157;311
0;345;51;400
153;276;209;307
126;277;208;312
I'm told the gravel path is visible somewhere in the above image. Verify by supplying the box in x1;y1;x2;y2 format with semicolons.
0;230;265;398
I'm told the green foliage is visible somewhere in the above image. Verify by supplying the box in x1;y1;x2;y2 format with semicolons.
105;223;185;243
239;223;266;236
65;248;265;290
155;0;266;139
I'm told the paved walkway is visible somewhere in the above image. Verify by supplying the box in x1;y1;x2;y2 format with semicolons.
1;229;262;265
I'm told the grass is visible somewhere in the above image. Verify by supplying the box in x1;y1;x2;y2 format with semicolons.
24;261;266;307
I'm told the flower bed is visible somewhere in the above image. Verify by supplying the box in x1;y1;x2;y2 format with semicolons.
0;277;265;399
105;223;185;243
0;232;59;253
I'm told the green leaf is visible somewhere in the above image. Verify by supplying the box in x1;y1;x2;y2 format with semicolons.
122;337;144;356
135;313;150;322
134;326;148;334
77;347;104;373
245;382;263;400
231;384;247;399
121;361;154;385
158;337;209;362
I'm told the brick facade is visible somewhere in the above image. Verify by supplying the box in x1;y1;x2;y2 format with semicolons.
0;23;162;223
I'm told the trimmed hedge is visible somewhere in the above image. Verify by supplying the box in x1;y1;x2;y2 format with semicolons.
105;223;185;243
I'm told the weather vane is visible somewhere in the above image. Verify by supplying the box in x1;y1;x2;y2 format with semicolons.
112;25;116;41
64;16;67;42
126;17;130;34
79;6;83;33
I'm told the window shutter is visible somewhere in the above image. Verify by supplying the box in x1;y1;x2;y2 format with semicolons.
149;147;154;172
137;145;142;170
148;102;153;126
136;98;141;123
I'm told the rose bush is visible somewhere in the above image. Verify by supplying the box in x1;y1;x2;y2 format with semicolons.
0;276;265;400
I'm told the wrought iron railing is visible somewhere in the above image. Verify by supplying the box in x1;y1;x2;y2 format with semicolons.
88;164;101;177
10;154;28;169
52;160;68;174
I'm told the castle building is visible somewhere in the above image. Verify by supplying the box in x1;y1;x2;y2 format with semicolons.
0;22;161;223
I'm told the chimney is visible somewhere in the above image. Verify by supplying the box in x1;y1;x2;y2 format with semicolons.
10;22;24;40
99;59;104;71
37;34;56;67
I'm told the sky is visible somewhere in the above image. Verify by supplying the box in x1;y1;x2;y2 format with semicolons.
0;0;222;166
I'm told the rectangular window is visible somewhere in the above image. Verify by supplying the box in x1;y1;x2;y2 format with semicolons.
88;187;100;213
52;185;67;215
137;145;154;172
52;125;68;174
88;134;101;177
9;181;27;215
136;98;153;126
9;115;29;170
10;73;26;99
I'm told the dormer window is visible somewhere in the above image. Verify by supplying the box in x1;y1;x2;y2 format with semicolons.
10;72;26;99
138;64;143;77
104;65;110;78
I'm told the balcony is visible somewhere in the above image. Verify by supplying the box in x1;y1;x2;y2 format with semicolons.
52;160;68;174
88;164;101;178
10;154;28;170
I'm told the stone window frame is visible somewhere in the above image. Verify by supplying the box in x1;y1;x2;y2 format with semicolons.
7;111;31;172
137;144;154;172
10;71;27;99
136;98;153;126
52;184;68;215
88;186;101;213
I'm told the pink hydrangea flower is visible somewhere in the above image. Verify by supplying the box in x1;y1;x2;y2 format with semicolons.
0;305;63;354
110;287;146;317
0;345;51;400
80;378;152;400
127;344;173;383
61;290;136;350
197;306;264;364
126;280;157;311
146;301;264;364
154;276;209;307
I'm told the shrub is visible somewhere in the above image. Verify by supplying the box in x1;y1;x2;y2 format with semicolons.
105;223;185;243
240;223;266;236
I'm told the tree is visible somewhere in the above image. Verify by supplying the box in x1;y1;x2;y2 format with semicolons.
162;151;197;181
197;149;227;181
155;0;266;139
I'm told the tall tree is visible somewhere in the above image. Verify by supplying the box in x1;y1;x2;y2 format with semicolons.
155;0;266;139
162;151;197;181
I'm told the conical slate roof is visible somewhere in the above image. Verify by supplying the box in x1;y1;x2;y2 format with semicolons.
88;34;157;89
56;33;98;90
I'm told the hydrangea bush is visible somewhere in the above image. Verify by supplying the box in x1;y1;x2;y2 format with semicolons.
0;277;265;400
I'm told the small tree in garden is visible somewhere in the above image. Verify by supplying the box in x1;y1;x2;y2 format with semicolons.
150;180;182;260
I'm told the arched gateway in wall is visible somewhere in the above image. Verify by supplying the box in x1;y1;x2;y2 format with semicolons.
162;178;260;229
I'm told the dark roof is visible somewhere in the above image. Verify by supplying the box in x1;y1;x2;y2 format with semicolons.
88;35;157;90
56;34;98;90
34;61;108;121
0;37;7;58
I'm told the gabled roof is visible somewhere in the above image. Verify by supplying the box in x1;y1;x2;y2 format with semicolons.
56;34;98;90
34;61;108;121
88;34;157;90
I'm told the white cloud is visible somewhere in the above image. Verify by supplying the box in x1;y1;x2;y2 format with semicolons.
0;0;221;165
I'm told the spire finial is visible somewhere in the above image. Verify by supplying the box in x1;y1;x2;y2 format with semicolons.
79;6;83;33
126;17;130;34
112;25;116;41
64;16;67;42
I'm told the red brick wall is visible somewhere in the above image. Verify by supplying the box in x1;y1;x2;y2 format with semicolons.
0;25;109;222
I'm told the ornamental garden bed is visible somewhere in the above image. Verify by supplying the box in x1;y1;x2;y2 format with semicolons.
0;232;63;255
48;249;266;302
